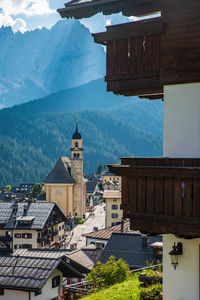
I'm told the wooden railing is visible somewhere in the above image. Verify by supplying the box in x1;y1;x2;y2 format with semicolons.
109;158;200;237
93;18;164;99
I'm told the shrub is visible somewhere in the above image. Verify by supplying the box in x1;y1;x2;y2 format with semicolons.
86;256;131;291
140;283;162;300
74;218;85;224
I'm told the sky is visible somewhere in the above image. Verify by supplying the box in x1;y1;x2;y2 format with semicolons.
0;0;132;34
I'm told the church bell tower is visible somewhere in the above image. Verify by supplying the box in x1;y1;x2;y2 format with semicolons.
71;119;84;217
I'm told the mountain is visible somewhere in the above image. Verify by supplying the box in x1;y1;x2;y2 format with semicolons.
0;20;105;108
0;79;163;186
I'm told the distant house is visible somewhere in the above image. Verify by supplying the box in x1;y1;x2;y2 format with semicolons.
100;232;162;269
0;202;66;254
103;189;123;227
102;180;120;191
0;248;83;300
65;245;94;284
86;181;99;206
84;221;139;248
102;172;121;186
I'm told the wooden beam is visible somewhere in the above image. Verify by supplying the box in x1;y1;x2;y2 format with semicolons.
108;164;200;178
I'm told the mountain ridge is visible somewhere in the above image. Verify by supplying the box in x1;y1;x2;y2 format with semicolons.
0;19;105;107
0;79;163;186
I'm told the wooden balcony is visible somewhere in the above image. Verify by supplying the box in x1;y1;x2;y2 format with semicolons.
109;158;200;237
93;18;164;100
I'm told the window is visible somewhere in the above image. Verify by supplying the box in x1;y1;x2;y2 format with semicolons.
77;153;80;159
14;233;21;238
112;222;117;226
112;213;118;219
112;205;118;210
113;198;117;202
14;244;22;249
22;244;32;249
74;153;76;159
75;213;77;216
62;224;64;229
75;142;78;147
59;226;61;231
38;232;40;238
55;188;62;196
0;288;4;295
22;233;32;239
52;276;60;288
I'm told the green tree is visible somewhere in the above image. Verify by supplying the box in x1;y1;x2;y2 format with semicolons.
86;256;131;291
30;183;42;198
4;185;11;193
96;164;103;175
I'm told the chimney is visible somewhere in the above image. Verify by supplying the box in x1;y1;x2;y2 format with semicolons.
12;202;18;216
142;235;148;248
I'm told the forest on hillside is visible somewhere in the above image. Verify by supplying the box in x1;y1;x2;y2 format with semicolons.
0;79;163;186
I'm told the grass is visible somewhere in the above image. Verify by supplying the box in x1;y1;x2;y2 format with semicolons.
82;273;140;300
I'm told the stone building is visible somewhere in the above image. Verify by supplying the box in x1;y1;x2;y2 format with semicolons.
44;123;86;218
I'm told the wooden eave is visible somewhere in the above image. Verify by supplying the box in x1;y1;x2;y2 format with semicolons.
58;0;161;19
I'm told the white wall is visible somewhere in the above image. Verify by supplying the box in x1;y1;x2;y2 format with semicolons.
163;83;200;157
163;235;200;300
1;290;29;300
86;237;108;248
163;83;200;300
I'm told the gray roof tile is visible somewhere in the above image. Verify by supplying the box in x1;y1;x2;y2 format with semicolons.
0;202;66;230
100;233;162;268
44;157;74;184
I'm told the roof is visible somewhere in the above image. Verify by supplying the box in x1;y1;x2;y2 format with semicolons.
82;247;103;266
0;252;82;292
86;181;98;193
103;190;121;199
14;249;89;275
13;248;69;259
72;123;82;140
100;233;162;268
0;202;66;230
84;221;139;240
66;248;94;270
58;0;134;19
44;157;74;184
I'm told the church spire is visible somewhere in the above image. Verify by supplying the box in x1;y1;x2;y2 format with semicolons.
72;116;82;140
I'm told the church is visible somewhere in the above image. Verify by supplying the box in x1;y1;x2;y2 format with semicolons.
44;122;87;218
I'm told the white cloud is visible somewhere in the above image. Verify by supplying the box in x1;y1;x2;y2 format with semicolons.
12;18;27;33
0;13;27;33
0;0;55;17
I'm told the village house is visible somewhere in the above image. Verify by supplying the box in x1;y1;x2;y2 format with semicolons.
0;201;66;253
103;189;123;227
44;122;87;218
84;221;139;248
58;0;200;299
0;248;84;300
